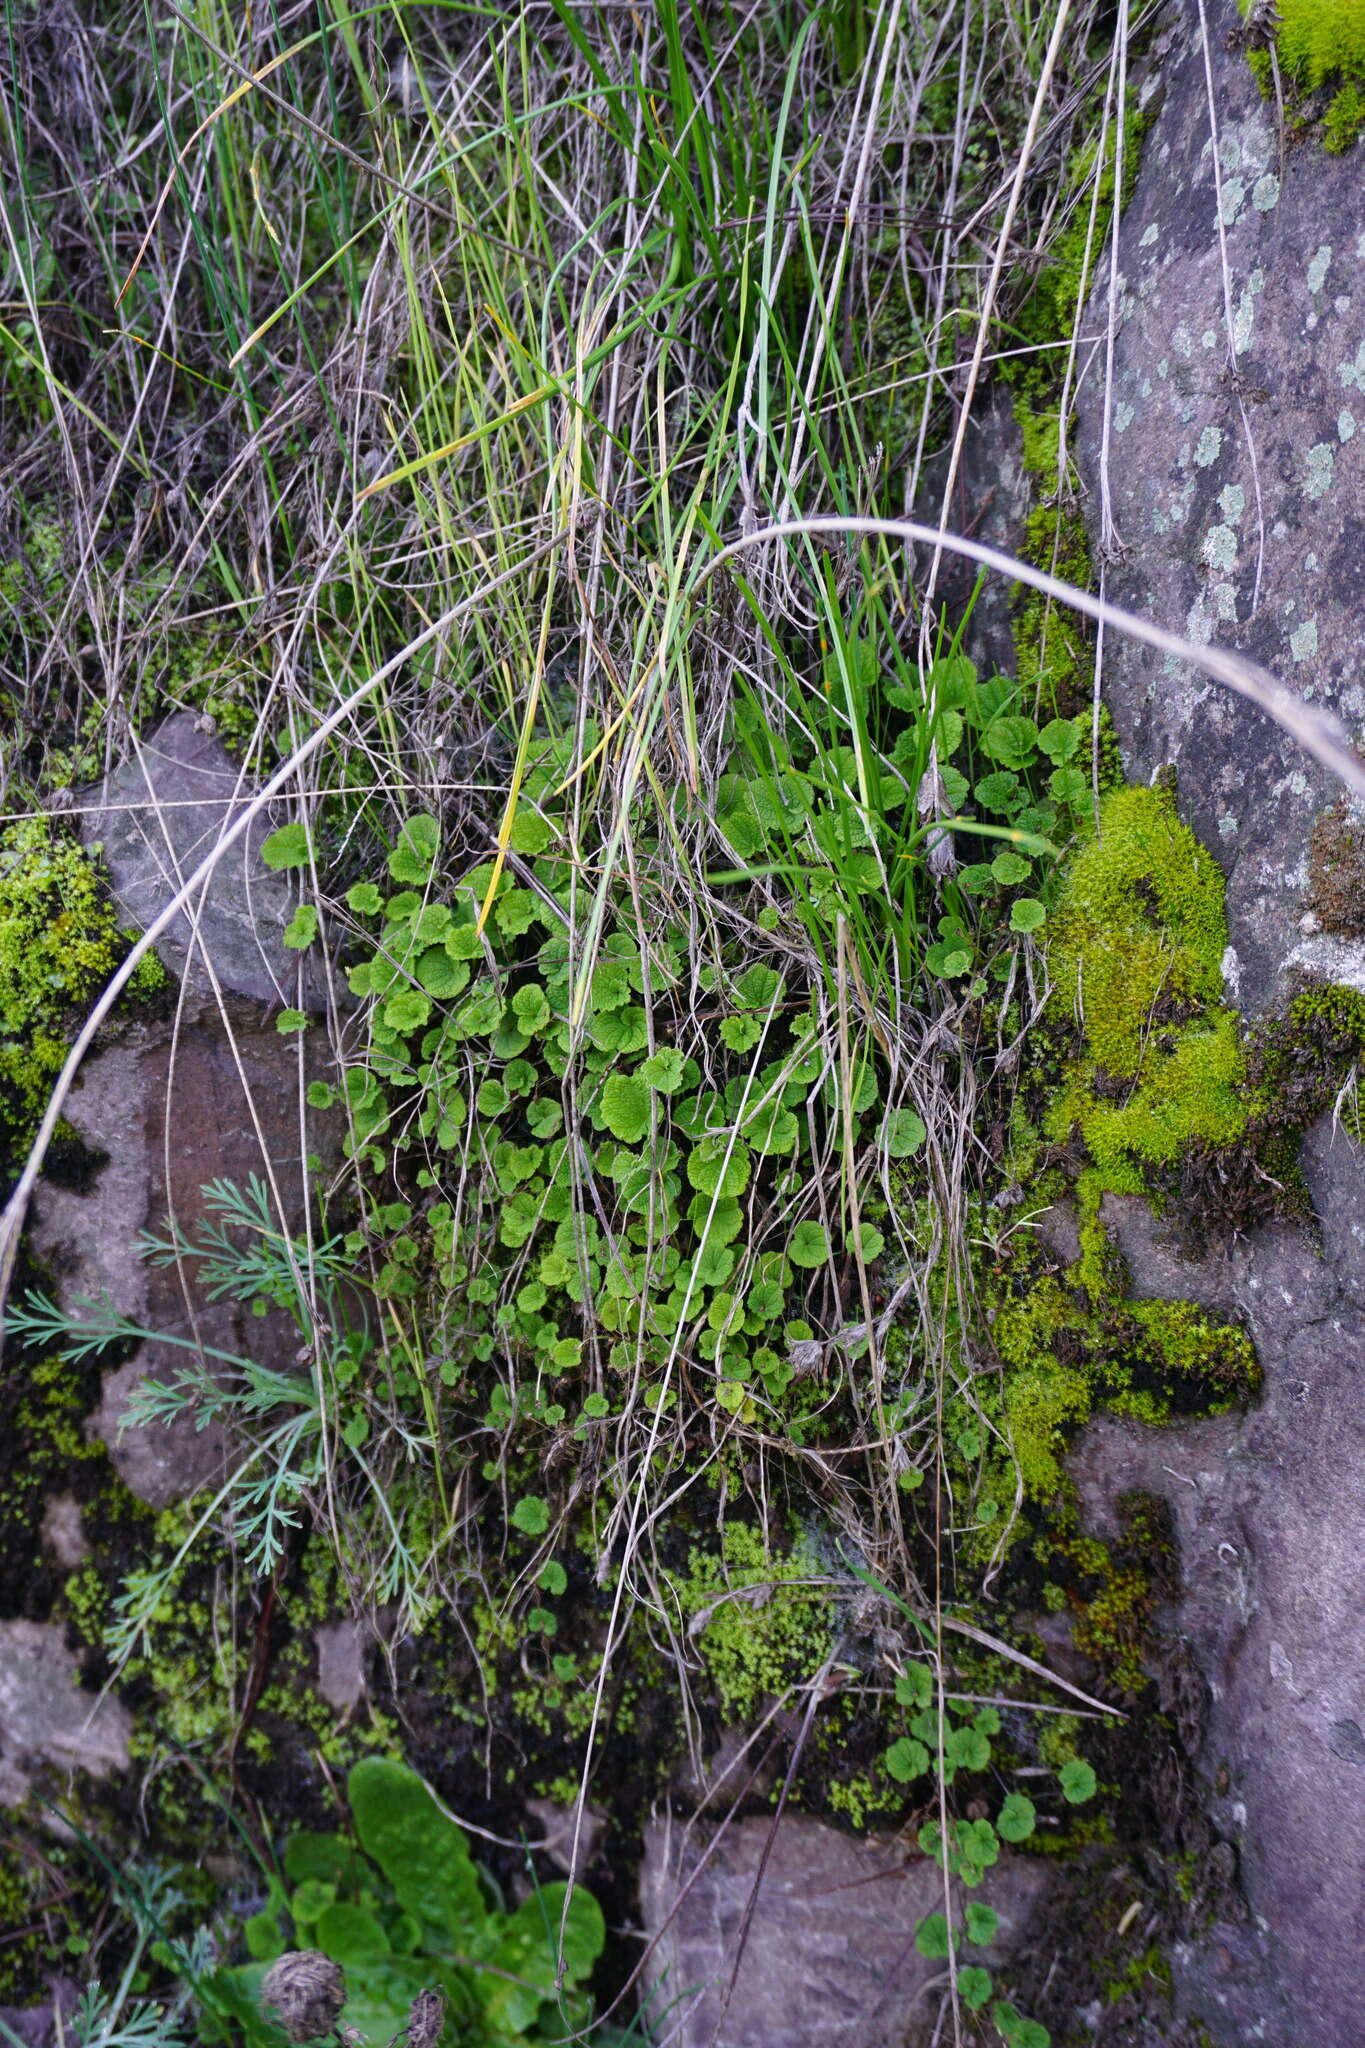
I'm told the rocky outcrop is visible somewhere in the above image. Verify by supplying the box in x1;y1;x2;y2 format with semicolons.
639;1814;1051;2048
1066;3;1365;2039
24;713;343;1509
0;1619;131;1808
85;711;327;1010
29;999;327;1509
1073;4;1364;1015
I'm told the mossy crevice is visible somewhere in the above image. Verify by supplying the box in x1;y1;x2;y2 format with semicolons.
984;779;1364;1688
0;819;164;1183
1238;0;1365;154
978;783;1260;1536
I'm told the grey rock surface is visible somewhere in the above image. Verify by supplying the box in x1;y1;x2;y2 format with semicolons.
314;1620;368;1715
0;1979;79;2048
30;1004;334;1508
83;712;324;1008
38;1496;89;1570
0;1619;131;1807
639;1813;1050;2048
1069;1171;1365;2046
1058;4;1365;2039
1073;0;1365;1017
524;1791;606;1882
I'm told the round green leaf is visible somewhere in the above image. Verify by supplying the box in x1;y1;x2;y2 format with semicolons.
990;850;1031;886
884;1737;930;1783
883;1107;927;1158
511;1495;550;1537
720;1013;762;1053
416;946;469;998
261;822;311;870
1058;1757;1097;1804
945;1724;991;1772
686;1135;751;1199
964;1901;999;1946
914;1913;951;1960
1050;765;1090;806
992;2004;1051;2048
957;1966;993;2012
996;1791;1036;1843
346;881;383;916
507;809;552;854
846;1222;885;1260
894;1663;933;1709
599;1073;650;1143
733;963;785;1009
788;1219;830;1269
283;903;318;949
641;1047;685;1092
1009;897;1047;934
387;814;440;884
979;715;1038;768
384;989;431;1035
1038;716;1080;763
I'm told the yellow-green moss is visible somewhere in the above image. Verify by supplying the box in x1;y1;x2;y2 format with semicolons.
975;783;1260;1538
669;1522;832;1723
1274;0;1365;86
0;819;164;1173
1239;0;1365;151
1043;783;1246;1189
1323;80;1365;149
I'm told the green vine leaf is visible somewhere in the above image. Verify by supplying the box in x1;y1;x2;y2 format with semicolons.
383;988;431;1035
1058;1757;1097;1804
883;1106;927;1157
640;1047;684;1092
788;1219;830;1268
964;1901;998;1946
885;1737;930;1783
510;1495;550;1537
957;1966;993;2012
387;815;440;885
1010;897;1047;934
914;1913;950;1960
261;822;311;870
282;903;318;949
846;1222;885;1259
996;1792;1036;1843
599;1073;650;1143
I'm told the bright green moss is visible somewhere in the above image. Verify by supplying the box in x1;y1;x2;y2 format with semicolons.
1323;81;1365;150
0;819;164;1172
978;783;1260;1522
1043;783;1246;1187
1274;0;1365;87
826;1772;882;1827
1239;0;1365;149
1000;1361;1092;1500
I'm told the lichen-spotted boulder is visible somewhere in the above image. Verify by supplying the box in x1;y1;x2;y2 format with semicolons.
1068;2;1365;2040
